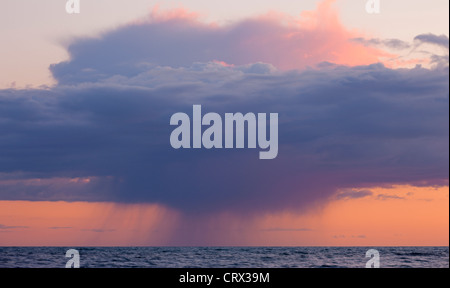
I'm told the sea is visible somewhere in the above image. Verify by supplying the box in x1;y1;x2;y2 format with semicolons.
0;247;448;268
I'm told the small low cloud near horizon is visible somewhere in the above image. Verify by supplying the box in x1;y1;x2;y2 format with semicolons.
0;2;448;222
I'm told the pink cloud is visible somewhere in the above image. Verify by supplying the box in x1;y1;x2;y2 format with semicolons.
52;0;397;85
243;0;393;69
148;5;202;23
141;0;391;70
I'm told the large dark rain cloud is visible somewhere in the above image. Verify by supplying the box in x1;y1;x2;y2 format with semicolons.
0;13;448;215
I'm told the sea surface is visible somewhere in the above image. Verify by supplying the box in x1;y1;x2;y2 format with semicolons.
0;247;448;268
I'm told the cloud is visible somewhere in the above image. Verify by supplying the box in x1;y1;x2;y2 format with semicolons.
333;234;365;239
430;55;450;68
81;228;116;233
414;34;449;49
50;1;386;85
0;3;448;217
351;34;449;69
0;175;113;202
262;228;313;232
0;224;29;230
351;37;411;50
49;226;73;230
1;61;447;214
336;190;373;200
376;194;405;201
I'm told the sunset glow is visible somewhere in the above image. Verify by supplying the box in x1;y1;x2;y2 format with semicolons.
0;0;448;249
1;185;447;246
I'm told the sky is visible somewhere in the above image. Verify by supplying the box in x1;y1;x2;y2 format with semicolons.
1;0;448;88
0;0;448;246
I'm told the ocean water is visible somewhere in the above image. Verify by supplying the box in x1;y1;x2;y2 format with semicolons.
0;247;448;268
